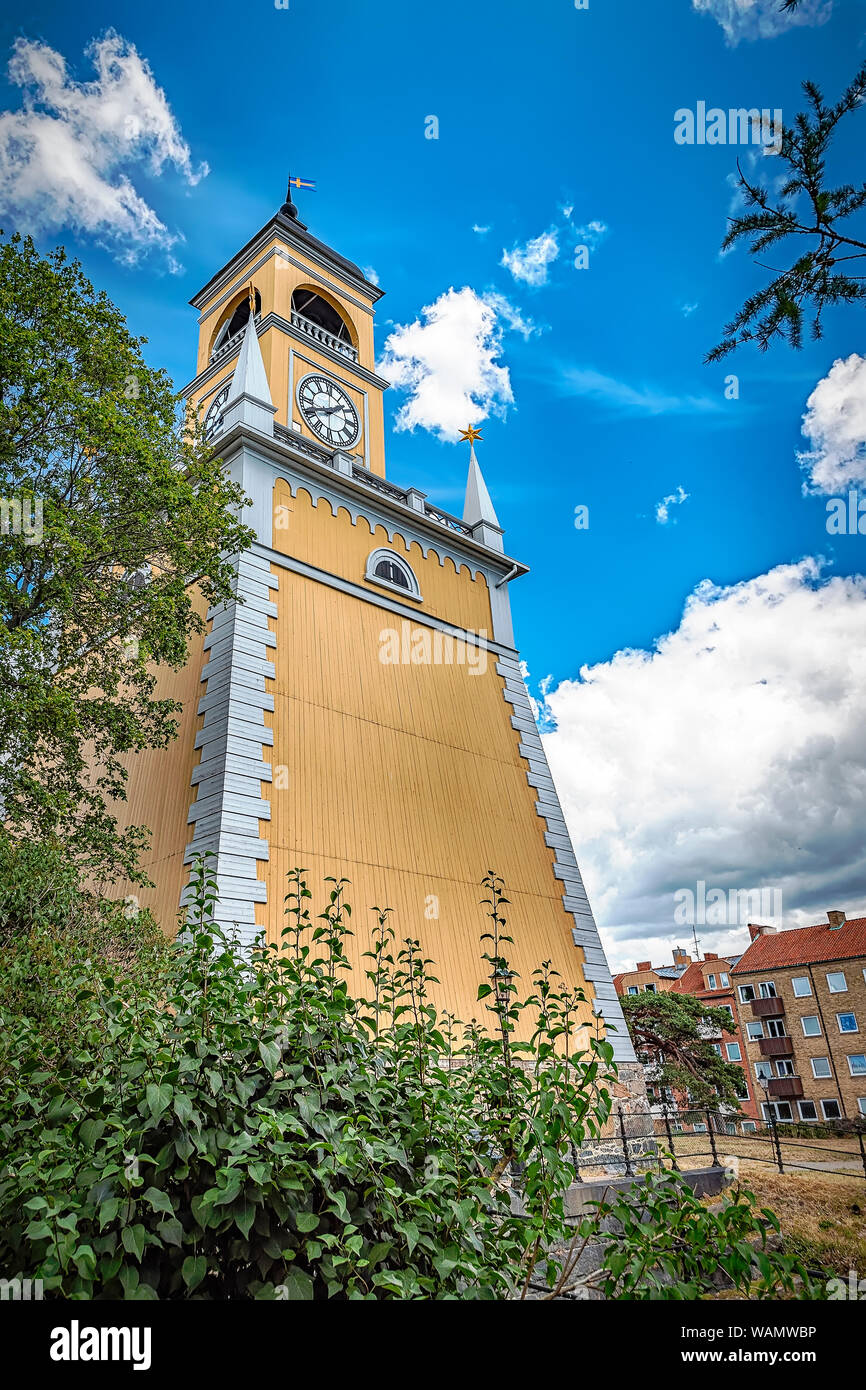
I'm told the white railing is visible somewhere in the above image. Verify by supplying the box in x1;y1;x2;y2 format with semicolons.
210;315;261;365
291;309;358;362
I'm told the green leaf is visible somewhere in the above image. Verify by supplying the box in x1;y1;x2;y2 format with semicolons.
258;1040;281;1074
145;1083;172;1120
182;1255;207;1292
143;1186;174;1217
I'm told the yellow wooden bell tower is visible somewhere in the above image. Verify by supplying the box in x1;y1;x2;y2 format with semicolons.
114;182;634;1064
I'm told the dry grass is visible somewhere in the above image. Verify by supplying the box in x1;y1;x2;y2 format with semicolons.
670;1131;863;1163
713;1169;866;1278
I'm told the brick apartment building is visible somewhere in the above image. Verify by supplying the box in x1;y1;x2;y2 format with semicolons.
732;912;866;1126
614;947;759;1126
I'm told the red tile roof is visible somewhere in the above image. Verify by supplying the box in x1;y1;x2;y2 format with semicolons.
671;959;735;996
732;918;866;973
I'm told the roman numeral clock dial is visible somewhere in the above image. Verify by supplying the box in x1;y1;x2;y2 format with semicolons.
297;374;360;449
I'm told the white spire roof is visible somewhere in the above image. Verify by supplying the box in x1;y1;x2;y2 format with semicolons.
228;310;272;408
462;443;500;528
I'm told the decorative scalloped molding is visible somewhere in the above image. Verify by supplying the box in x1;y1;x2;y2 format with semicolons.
273;475;490;580
496;655;636;1064
180;552;278;949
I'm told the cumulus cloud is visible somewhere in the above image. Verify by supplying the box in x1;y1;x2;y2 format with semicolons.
655;485;690;524
377;286;531;441
0;31;207;265
501;227;559;286
538;559;866;970
692;0;832;45
798;354;866;496
362;264;380;285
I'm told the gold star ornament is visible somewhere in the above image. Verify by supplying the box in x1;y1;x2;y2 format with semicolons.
459;426;483;445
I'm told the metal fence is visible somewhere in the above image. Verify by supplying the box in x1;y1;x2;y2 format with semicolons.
588;1106;866;1183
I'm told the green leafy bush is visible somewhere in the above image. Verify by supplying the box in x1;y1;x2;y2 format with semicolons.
0;859;614;1299
577;1169;821;1300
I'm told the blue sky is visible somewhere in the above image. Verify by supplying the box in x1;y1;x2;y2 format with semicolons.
2;0;865;962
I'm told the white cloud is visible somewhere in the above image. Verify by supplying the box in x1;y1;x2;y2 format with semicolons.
798;354;866;496
501;227;559;286
378;286;529;441
362;264;380;285
472;223;490;235
572;219;608;251
561;204;574;220
692;0;832;45
680;301;699;317
538;559;866;971
655;485;690;524
560;365;722;417
0;32;207;264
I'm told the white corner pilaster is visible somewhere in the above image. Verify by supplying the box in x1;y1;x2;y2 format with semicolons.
181;550;278;949
496;654;636;1064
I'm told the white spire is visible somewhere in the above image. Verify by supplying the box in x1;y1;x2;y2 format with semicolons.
229;310;272;407
463;442;500;529
221;307;276;437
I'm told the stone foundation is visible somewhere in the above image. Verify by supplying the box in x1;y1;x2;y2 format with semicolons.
573;1061;657;1179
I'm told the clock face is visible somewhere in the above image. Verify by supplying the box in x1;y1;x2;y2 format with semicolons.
297;374;360;449
204;384;230;439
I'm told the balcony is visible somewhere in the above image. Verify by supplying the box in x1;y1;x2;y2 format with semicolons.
751;997;785;1018
767;1076;803;1099
759;1036;794;1057
291;309;358;363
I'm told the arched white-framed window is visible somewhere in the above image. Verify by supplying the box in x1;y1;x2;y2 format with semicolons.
365;547;421;601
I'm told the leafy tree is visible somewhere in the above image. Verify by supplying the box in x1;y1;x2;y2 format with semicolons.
0;234;254;882
707;62;866;361
0;861;615;1300
621;989;746;1109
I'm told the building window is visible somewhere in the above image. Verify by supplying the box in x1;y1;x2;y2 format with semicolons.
766;1019;787;1038
719;972;729;986
644;983;657;993
627;986;639;996
721;1004;734;1021
761;1101;793;1123
738;985;756;1003
746;1021;764;1040
801;1016;821;1037
759;981;777;999
726;1042;742;1061
735;1077;750;1101
754;1061;773;1080
837;1013;859;1034
741;1120;757;1133
858;1098;866;1117
826;971;848;993
365;549;421;601
848;1055;866;1077
798;1101;818;1121
792;976;812;997
711;1043;722;1056
706;973;716;989
776;1060;795;1077
811;1057;832;1079
821;1099;842;1121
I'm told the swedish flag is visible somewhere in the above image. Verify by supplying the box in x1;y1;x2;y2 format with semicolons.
288;175;316;192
